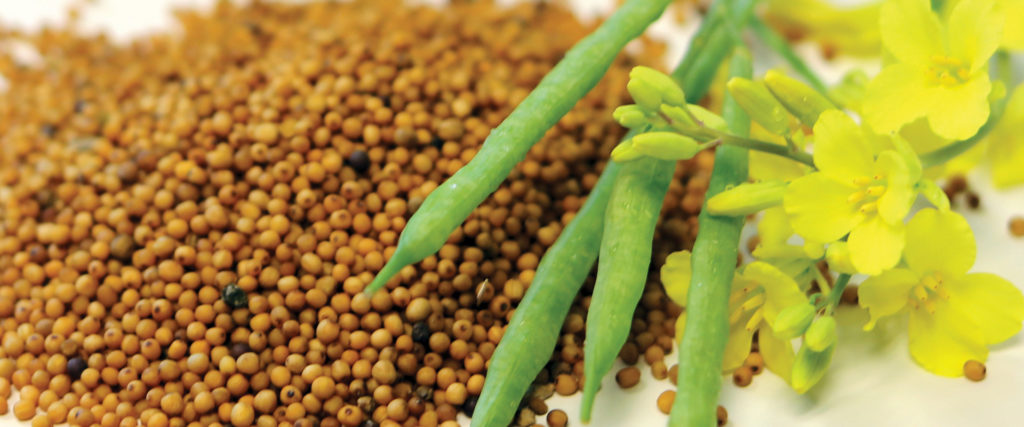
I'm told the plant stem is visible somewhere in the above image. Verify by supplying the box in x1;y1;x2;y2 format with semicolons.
669;47;752;427
750;16;830;96
824;273;852;314
717;133;815;167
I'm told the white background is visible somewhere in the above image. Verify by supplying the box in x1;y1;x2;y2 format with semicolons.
1;1;1023;426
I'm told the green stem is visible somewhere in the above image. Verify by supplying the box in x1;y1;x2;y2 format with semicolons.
669;47;752;427
672;0;758;101
717;133;815;167
749;16;831;96
824;273;851;314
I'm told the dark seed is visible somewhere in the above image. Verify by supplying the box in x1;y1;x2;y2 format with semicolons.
462;395;479;416
221;283;248;309
411;322;430;344
67;357;86;380
348;150;370;173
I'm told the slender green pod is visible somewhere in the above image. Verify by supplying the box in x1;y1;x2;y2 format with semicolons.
471;160;622;427
364;0;673;294
669;49;752;427
475;2;758;423
671;0;758;100
580;156;675;422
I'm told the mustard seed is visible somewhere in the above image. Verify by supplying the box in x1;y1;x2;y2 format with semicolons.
615;366;641;389
656;390;676;415
964;360;986;381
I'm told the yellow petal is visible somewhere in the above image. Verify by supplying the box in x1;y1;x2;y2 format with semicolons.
759;329;796;383
742;262;808;325
863;63;935;135
784;173;861;243
947;0;1002;72
908;299;988;377
948;273;1024;345
858;268;918;330
875;151;915;225
926;73;992;140
904;208;975;277
879;0;944;65
848;215;905;275
812;110;875;183
988;83;1024;188
757;206;794;247
722;316;756;372
1002;0;1024;50
660;250;693;306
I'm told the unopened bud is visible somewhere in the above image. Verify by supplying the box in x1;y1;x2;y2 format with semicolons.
613;105;651;129
610;140;643;162
628;66;686;112
706;181;786;216
631;131;701;161
764;70;834;127
791;341;835;394
804;316;837;352
825;242;857;275
772;303;816;340
661;104;727;132
727;77;791;135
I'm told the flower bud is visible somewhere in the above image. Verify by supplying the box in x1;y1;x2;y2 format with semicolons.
764;70;834;127
627;66;686;112
772;303;816;340
630;132;701;161
613;105;651;129
825;242;857;274
727;77;791;135
610;140;643;162
804;316;837;352
706;181;786;216
791;342;835;394
661;104;727;132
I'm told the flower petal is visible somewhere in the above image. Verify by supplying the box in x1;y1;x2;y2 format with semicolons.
812;110;875;183
848;215;905;275
784;173;861;243
858;268;919;330
863;63;935;135
757;207;794;247
880;0;944;66
905;208;975;277
947;0;1002;73
742;262;808;325
1002;0;1024;50
660;250;692;306
722;317;756;372
988;83;1024;188
947;273;1024;345
926;73;992;140
908;300;989;377
876;151;916;225
759;329;796;383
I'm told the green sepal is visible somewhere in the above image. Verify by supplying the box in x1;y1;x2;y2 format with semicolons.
705;180;786;216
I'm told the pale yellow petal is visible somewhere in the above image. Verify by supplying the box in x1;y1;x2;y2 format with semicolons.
947;273;1024;345
759;329;796;383
863;63;935;135
927;73;992;140
904;208;975;277
908;300;989;377
947;0;1002;71
848;215;905;275
858;268;919;329
784;173;861;243
880;0;944;65
813;110;875;183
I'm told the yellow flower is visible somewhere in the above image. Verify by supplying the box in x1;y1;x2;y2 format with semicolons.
943;0;1024;51
783;110;920;274
764;0;883;58
863;0;1002;140
662;252;806;378
986;83;1024;188
858;208;1024;376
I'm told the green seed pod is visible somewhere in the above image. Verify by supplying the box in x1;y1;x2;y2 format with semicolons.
771;303;816;340
630;131;701;161
763;70;835;127
610;140;644;162
705;180;786;216
612;105;651;129
804;316;837;352
726;77;791;135
791;341;835;394
628;66;687;112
